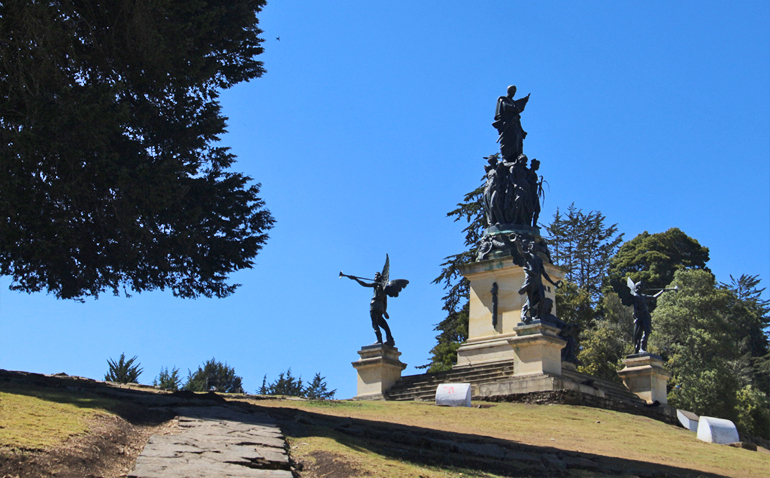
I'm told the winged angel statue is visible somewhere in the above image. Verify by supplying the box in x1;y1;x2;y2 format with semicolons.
627;277;678;354
340;255;409;346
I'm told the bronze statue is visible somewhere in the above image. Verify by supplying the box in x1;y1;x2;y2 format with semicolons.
514;235;562;323
627;278;678;354
341;255;409;346
493;85;530;161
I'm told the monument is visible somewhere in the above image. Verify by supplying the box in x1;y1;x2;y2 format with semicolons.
343;255;409;399
456;86;569;373
617;278;677;404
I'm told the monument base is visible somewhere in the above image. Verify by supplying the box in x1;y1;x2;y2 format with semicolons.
508;321;567;376
352;344;407;400
617;353;671;405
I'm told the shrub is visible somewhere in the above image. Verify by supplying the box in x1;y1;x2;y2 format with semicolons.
104;353;142;384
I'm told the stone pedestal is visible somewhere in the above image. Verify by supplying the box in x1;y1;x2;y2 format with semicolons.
617;353;672;405
508;321;566;376
455;255;565;367
351;344;407;400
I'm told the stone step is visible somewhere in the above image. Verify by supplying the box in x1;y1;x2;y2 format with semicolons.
388;363;516;401
561;369;645;404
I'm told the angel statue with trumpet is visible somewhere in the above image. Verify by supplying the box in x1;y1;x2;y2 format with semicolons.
627;277;679;354
340;255;409;347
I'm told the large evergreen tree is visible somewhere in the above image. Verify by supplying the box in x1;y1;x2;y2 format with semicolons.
422;182;485;372
545;204;623;305
605;228;709;307
0;1;274;299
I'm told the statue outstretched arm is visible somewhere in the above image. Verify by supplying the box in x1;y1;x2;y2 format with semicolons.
348;276;374;288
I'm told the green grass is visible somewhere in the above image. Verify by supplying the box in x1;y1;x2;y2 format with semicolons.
251;399;770;478
0;384;118;450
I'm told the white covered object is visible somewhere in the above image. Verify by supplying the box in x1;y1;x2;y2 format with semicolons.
435;383;472;407
677;409;699;432
697;416;739;444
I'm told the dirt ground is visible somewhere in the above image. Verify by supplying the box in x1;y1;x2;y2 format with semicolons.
0;396;177;478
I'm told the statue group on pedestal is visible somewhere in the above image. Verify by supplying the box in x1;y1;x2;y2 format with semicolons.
483;85;542;229
483;154;542;228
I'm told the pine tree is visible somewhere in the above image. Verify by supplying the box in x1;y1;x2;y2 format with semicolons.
0;1;274;299
421;178;485;372
545;204;624;305
305;373;336;400
184;358;243;393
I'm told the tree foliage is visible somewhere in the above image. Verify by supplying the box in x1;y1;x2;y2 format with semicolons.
576;292;633;382
153;366;182;391
258;369;335;399
304;373;336;400
546;204;623;304
721;274;770;395
651;269;770;439
605;228;709;307
184;358;243;393
104;353;142;384
0;0;274;299
422;177;485;372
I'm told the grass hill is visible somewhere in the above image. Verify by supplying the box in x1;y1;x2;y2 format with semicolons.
0;370;768;477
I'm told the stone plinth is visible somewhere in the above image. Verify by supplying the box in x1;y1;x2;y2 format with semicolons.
508;321;566;376
352;344;407;400
455;256;565;367
617;353;671;405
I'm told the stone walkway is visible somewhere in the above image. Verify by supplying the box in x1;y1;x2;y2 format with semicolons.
129;406;293;478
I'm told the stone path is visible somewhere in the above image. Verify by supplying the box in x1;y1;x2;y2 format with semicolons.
129;406;293;478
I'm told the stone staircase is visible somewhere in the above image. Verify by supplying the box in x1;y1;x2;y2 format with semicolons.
560;368;647;406
386;361;647;407
386;361;514;401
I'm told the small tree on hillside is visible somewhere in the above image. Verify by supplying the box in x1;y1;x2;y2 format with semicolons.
262;368;305;397
305;373;336;400
104;353;142;384
184;358;243;393
153;366;182;391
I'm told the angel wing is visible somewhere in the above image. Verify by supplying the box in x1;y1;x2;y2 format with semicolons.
381;254;390;286
513;94;530;112
627;277;637;296
385;279;409;298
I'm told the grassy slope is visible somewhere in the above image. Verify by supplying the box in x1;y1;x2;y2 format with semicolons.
0;383;118;450
250;399;770;478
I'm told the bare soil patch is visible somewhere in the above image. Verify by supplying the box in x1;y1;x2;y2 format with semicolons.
0;409;176;478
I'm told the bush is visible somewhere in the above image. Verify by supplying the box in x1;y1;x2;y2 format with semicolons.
104;353;142;384
260;369;335;399
184;358;243;393
153;366;182;391
305;373;336;400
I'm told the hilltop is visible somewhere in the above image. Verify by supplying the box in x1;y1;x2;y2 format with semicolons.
0;370;767;477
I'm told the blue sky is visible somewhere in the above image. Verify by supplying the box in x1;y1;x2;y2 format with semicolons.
1;1;768;399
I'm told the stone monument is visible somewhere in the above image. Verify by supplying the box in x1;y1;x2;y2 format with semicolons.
343;255;409;399
456;86;568;373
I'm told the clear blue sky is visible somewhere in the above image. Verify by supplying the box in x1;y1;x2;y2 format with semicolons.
1;1;768;399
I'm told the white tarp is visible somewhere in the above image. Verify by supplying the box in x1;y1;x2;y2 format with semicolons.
676;409;699;432
435;383;472;407
697;416;739;444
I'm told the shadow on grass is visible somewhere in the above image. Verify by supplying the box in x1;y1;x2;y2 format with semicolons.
246;403;730;478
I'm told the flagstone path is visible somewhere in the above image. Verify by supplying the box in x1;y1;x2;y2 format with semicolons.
129;405;293;478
